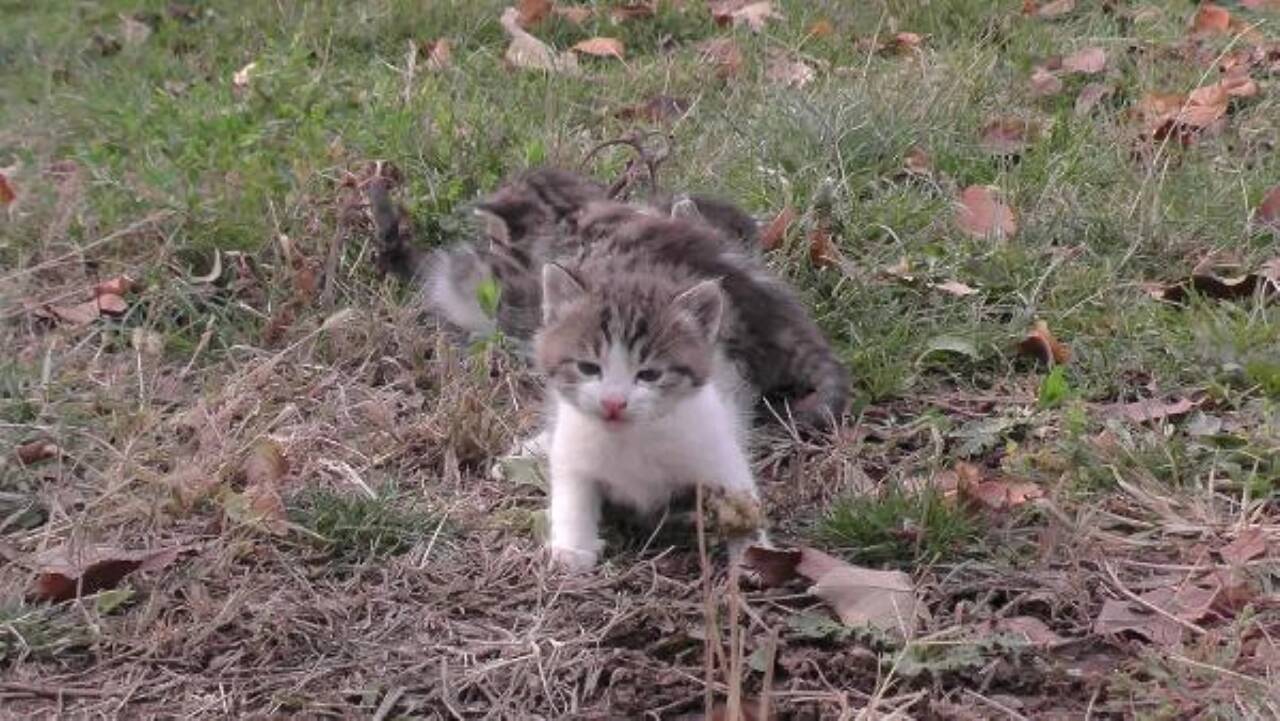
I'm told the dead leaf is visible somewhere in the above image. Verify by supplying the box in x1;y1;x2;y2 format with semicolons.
94;276;134;297
501;8;579;74
1025;0;1075;19
903;146;932;177
16;441;59;466
1030;66;1064;96
571;37;625;60
884;257;914;282
0;171;17;206
516;0;552;27
423;39;452;70
809;18;835;38
29;545;179;603
555;4;594;23
881;32;924;55
741;545;803;587
1094;582;1218;646
990;616;1067;648
615;95;689;124
232;61;257;89
1191;3;1231;35
711;1;781;33
808;225;841;269
798;547;918;634
1219;528;1268;566
1257;186;1280;229
46;299;101;327
1149;259;1279;303
120;14;152;45
760;206;795;251
1103;397;1198;424
609;4;654;22
1017;319;1070;365
956;185;1017;239
244;439;288;489
96;293;128;316
954;461;1044;512
1074;83;1112;116
697;38;744;79
766;53;815;88
980;117;1039;156
1062;46;1106;74
932;280;978;297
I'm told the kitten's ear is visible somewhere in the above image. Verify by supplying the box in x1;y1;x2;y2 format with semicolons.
473;209;511;248
541;263;586;324
669;194;701;221
672;279;723;340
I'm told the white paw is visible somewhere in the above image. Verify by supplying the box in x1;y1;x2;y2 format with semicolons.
548;544;599;574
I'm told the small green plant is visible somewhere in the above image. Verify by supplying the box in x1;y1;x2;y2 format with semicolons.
0;603;87;663
815;487;979;566
290;487;435;564
1038;366;1071;408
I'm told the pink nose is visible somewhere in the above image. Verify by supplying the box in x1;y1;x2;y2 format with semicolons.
600;398;627;420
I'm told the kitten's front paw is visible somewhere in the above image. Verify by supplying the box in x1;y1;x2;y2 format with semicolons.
548;544;598;574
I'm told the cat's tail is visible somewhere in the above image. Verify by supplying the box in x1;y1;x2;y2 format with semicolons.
366;178;498;337
786;336;851;430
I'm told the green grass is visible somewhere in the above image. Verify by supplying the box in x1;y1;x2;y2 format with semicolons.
816;487;979;566
290;486;436;564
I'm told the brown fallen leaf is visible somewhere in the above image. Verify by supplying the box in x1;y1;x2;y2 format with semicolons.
741;545;803;587
29;545;180;603
1024;0;1075;19
902;146;933;177
96;292;128;316
760;206;795;252
571;37;624;60
501;8;579;73
1062;46;1106;74
1094;582;1218;646
244;438;288;489
808;225;841;269
516;0;552;27
980;117;1040;156
120;13;152;45
882;32;924;55
1030;66;1064;97
16;440;59;466
1017;319;1070;365
1074;82;1113;116
609;4;654;22
1218;528;1268;566
1257;186;1280;229
697;37;744;79
954;461;1044;512
798;547;918;634
94;276;135;297
615;95;690;124
422;39;452;71
956;186;1017;239
808;18;835;38
0;171;15;206
46;299;102;326
1103;397;1198;424
554;4;594;23
765;53;815;88
932;280;978;297
1190;3;1231;35
710;1;781;33
990;616;1067;648
1149;259;1279;303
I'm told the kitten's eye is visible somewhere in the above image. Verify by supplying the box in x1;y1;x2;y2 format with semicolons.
636;368;663;383
576;361;601;376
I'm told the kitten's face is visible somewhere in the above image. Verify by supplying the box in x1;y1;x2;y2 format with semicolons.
534;265;722;426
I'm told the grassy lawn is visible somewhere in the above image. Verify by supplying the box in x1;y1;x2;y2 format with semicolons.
2;0;1278;717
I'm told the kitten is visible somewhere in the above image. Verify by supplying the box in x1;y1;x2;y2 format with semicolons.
369;168;848;427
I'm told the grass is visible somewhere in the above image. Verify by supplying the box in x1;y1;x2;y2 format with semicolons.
2;0;1279;717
